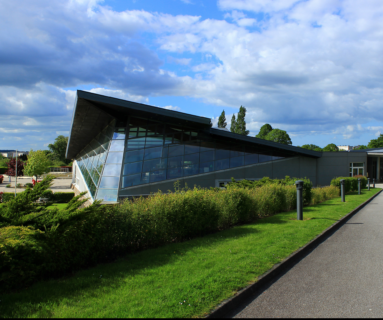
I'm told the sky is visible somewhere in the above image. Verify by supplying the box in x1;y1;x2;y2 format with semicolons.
1;0;383;152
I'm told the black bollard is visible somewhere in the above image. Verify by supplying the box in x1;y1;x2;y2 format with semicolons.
373;178;375;188
340;179;345;202
295;180;303;220
368;178;370;191
358;178;361;195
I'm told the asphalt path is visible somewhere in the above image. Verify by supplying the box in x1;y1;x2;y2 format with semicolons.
234;191;383;318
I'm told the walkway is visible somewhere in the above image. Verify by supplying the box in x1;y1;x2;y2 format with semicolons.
234;190;383;318
0;176;73;193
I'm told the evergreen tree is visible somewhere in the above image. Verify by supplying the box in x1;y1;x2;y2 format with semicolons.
256;124;273;139
217;110;227;128
235;106;249;136
230;114;237;133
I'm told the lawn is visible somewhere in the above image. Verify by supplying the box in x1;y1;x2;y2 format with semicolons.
0;188;380;318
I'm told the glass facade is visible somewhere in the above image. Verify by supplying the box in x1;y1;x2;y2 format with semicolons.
75;116;287;202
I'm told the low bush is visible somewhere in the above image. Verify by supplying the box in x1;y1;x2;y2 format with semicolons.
330;176;367;192
0;167;7;174
310;186;339;205
53;192;75;203
1;193;15;203
5;184;10;188
25;183;33;188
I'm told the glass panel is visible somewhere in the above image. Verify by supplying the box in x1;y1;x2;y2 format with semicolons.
245;154;259;165
358;168;364;175
168;155;184;168
101;141;110;151
145;136;164;148
184;153;199;165
200;151;214;162
200;141;215;152
138;126;147;132
125;149;144;163
230;150;244;157
353;163;364;167
164;134;173;145
109;140;125;152
143;158;167;172
150;170;167;183
230;156;244;168
97;189;118;202
126;137;146;150
200;161;214;173
138;131;146;137
353;168;358;176
141;172;150;184
168;145;184;157
167;167;183;180
103;164;122;176
215;149;230;160
122;173;142;188
106;152;123;164
92;169;100;185
215;158;230;171
99;176;120;189
185;144;200;154
259;154;272;163
162;146;169;158
123;161;142;175
89;139;100;151
128;128;138;138
146;125;157;136
184;164;199;176
113;128;125;139
173;132;183;143
156;124;165;135
105;123;115;139
144;146;163;160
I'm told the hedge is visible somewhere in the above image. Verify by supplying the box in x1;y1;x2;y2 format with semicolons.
330;176;367;193
0;167;7;174
53;192;75;203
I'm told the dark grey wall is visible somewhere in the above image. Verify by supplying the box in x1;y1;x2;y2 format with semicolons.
316;152;367;186
118;156;318;197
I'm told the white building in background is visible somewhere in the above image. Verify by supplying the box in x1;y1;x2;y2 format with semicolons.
337;145;354;151
0;150;29;158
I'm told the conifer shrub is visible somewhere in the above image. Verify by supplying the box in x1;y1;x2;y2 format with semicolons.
53;192;75;203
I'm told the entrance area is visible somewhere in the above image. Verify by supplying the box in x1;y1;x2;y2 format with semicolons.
367;156;383;182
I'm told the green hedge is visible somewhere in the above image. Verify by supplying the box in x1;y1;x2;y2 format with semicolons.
330;176;367;192
0;167;7;174
53;192;75;203
1;193;16;203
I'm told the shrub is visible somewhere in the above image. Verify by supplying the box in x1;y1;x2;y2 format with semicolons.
0;167;7;174
16;183;22;188
41;190;54;200
330;176;367;192
311;186;339;205
5;184;10;188
1;193;15;203
25;183;33;188
53;192;75;203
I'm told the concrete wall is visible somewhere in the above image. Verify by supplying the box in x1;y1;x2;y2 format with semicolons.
316;152;367;186
118;156;318;197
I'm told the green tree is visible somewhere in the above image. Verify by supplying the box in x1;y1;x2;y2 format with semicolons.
218;110;227;128
353;145;367;150
323;143;339;152
235;106;250;135
265;129;292;145
48;135;70;164
230;114;237;133
0;154;9;167
256;123;273;139
301;144;323;152
367;134;383;148
24;150;51;181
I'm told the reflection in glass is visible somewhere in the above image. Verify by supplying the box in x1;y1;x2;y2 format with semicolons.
259;154;272;163
97;189;118;202
106;152;123;164
126;137;146;150
200;161;214;173
125;149;144;163
168;145;184;157
168;155;183;168
184;164;199;176
185;144;200;154
200;151;214;162
184;153;199;165
145;136;164;148
99;176;120;189
123;174;142;188
141;172;150;184
150;170;167;183
143;158;167;172
215;158;230;170
245;154;259;165
109;140;125;152
167;168;183;180
103;164;122;176
230;156;244;168
144;146;163;160
123;162;142;175
113;128;125;139
215;149;231;160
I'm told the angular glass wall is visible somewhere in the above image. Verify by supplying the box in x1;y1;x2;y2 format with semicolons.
122;117;286;189
75;120;114;199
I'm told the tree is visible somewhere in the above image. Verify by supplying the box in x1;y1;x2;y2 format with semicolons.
367;134;383;149
48;135;70;164
0;154;9;168
256;124;273;139
265;129;292;145
5;158;24;176
24;150;51;181
235;106;249;136
218;110;227;128
323;143;339;152
301;144;323;152
354;145;367;150
230;114;237;133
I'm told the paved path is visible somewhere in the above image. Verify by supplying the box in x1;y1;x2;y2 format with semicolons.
0;176;73;193
234;190;383;318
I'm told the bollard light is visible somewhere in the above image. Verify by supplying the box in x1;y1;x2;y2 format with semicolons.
368;178;370;191
358;178;361;195
295;180;303;220
340;179;345;202
373;178;375;188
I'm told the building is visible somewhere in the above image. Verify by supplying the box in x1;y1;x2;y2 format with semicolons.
66;90;380;204
337;145;353;151
0;150;29;158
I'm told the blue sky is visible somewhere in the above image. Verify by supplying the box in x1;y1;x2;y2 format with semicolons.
1;0;383;152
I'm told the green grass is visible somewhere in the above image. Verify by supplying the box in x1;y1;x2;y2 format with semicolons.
0;188;380;318
0;203;67;209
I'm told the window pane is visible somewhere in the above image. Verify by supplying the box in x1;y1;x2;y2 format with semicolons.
125;149;144;163
97;189;118;202
128;128;137;138
353;168;358;176
200;141;215;152
126;137;146;150
143;158;167;172
200;161;214;173
259;154;272;163
103;164;122;176
122;173;142;188
164;134;173;145
215;158;230;171
230;156;244;168
168;155;184;168
245;154;259;165
168;145;184;157
230;150;244;157
144;146;163;160
167;167;183;180
200;150;214;162
185;144;200;154
215;149;230;160
184;153;199;165
173;132;183;143
123;161;142;175
150;170;167;183
109;140;125;152
106;152;123;164
99;176;119;189
113;128;125;139
101;141;110;151
353;163;364;167
145;136;163;148
359;168;364;175
184;164;199;176
141;172;150;184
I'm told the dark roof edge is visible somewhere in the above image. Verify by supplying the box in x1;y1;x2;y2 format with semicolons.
77;90;212;126
209;128;322;158
350;147;383;153
65;93;79;159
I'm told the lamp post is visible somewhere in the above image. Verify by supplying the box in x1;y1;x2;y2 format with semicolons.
14;150;17;198
295;180;303;220
373;178;375;188
340;179;345;202
358;178;361;195
368;178;370;191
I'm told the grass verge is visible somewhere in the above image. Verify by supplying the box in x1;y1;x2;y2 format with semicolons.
0;188;380;318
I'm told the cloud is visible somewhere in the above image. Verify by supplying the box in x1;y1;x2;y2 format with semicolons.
163;105;181;111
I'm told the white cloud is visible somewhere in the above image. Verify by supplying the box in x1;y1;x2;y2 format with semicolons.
163;105;181;111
